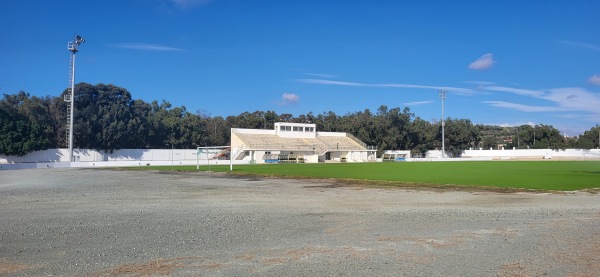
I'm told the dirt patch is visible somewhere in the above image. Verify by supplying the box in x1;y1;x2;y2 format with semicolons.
497;262;528;277
89;257;203;277
89;257;228;276
0;259;35;275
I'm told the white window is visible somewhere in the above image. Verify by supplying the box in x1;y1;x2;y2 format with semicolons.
293;126;303;131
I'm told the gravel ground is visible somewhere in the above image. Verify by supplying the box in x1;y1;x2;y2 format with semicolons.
1;168;599;277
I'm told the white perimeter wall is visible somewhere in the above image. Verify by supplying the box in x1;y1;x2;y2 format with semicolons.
425;148;600;160
3;148;599;170
0;148;203;163
4;148;600;164
0;148;243;170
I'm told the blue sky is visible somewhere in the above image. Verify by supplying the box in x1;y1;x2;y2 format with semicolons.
1;0;599;136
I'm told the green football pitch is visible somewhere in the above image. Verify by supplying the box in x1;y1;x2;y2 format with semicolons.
133;161;600;191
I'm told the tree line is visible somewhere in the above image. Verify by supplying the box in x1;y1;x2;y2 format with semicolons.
1;83;599;156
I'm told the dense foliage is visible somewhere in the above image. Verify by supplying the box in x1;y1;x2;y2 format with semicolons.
1;83;598;156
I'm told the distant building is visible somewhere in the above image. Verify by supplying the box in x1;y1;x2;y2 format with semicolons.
230;122;376;163
381;150;411;162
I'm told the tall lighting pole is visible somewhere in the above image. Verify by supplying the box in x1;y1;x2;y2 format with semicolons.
516;126;520;148
66;35;85;162
533;125;537;149
438;90;447;158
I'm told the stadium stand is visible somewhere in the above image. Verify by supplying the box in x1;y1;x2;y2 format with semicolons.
231;122;376;163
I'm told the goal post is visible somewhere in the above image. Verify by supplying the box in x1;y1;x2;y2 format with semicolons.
196;146;230;171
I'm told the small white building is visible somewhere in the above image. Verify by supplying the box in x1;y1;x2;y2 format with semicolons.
381;150;411;162
231;122;376;163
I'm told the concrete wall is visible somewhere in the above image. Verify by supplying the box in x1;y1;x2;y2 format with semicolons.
0;149;69;164
425;148;600;160
0;148;233;170
3;147;599;170
0;159;246;170
235;128;275;135
0;148;203;163
316;132;347;137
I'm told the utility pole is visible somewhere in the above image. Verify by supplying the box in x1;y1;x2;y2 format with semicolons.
533;125;537;149
516;127;520;148
66;35;85;162
438;90;447;158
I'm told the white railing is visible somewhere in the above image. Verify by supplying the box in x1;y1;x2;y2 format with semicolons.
345;133;367;148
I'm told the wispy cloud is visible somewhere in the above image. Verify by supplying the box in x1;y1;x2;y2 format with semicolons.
172;0;212;9
483;86;545;98
468;53;495;70
279;93;300;105
543;88;600;112
305;73;337;79
482;86;600;119
587;74;600;85
561;40;600;52
109;43;184;52
557;114;583;119
300;77;600;122
483;101;566;112
403;101;432;106
464;81;496;85
300;79;364;87
375;83;476;95
299;78;477;95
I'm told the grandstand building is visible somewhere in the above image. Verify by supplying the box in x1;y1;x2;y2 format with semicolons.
231;122;376;164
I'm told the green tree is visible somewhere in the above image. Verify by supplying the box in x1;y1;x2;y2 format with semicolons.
476;124;505;149
409;117;435;157
207;116;229;146
532;124;565;150
128;99;153;148
0;92;52;156
369;106;414;154
575;125;600;149
70;83;134;152
440;118;477;157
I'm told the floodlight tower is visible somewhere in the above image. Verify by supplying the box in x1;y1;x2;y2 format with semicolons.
438;90;447;158
65;35;85;162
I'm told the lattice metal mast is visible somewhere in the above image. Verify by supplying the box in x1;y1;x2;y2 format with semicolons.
65;35;85;162
438;90;447;158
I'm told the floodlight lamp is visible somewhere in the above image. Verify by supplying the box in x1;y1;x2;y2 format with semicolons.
75;35;85;45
